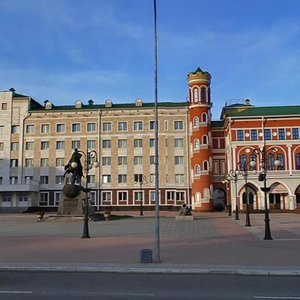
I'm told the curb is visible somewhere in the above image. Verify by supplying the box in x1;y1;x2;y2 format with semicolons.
1;264;300;276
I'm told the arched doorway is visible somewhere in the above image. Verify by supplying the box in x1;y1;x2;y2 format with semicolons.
213;188;226;210
240;184;258;210
295;185;300;209
269;183;288;210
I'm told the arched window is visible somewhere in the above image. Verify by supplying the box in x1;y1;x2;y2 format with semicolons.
200;86;206;102
268;154;275;170
277;153;284;170
240;154;247;170
208;87;211;103
195;165;201;174
194;139;200;149
202;135;208;145
193;88;199;102
193;116;199;127
203;161;208;171
202;113;207;123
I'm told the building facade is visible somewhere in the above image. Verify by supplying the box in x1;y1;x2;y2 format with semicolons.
0;68;300;212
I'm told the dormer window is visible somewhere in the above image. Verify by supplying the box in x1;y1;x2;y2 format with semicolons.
105;99;112;108
75;100;83;109
135;98;143;107
44;100;52;110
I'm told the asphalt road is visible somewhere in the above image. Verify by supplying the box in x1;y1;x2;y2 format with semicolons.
1;272;300;299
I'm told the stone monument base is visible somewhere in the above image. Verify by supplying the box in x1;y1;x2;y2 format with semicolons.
175;215;194;221
57;192;84;215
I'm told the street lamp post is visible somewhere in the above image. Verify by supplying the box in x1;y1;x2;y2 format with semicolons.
228;170;239;221
71;149;99;239
237;161;255;227
252;146;280;240
136;175;147;216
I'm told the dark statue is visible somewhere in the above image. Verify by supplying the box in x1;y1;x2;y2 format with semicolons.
64;148;84;184
179;203;192;216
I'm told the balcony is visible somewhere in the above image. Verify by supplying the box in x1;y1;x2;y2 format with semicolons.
0;180;40;192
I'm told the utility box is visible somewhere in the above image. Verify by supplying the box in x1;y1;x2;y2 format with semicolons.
140;249;152;263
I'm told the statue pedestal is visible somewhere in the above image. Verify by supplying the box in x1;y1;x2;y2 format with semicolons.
57;192;84;215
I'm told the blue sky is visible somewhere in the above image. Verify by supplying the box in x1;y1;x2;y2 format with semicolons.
1;0;300;119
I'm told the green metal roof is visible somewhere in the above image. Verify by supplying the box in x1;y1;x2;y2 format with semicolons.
28;101;189;112
228;105;300;117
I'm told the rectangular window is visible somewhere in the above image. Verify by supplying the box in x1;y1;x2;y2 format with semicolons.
87;123;96;132
0;126;4;134
72;140;80;149
118;174;127;183
175;174;184;183
134;139;143;148
11;125;19;134
0;142;4;151
25;158;33;167
87;175;95;184
102;192;112;202
174;121;183;130
175;156;184;165
40;158;49;167
176;191;185;201
40;176;49;184
56;158;64;167
102;140;111;149
278;128;285;140
134;174;143;183
264;129;271;140
1;103;7;110
150;191;160;202
19;193;28;202
118;156;127;165
134;156;143;165
296;154;300;170
150;174;156;183
134;121;143;131
25;142;34;150
292;128;299;139
167;191;175;201
118;139;127;148
118;122;127;131
134;191;143;201
11;142;19;151
56;141;65;150
41;141;49;150
41;124;50;133
56;124;65;133
102;157;111;166
10;159;18;167
118;191;128;201
150;156;155;165
72;123;81;132
174;138;184;148
251;129;257;141
54;192;61;206
55;175;64;184
0;177;3;185
102;175;111;184
9;176;18;184
87;140;96;150
237;130;244;141
26;125;35;133
103;122;111;132
150;138;155;148
39;193;49;206
149;121;158;130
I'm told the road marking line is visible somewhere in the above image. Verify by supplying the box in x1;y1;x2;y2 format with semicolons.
254;297;300;299
0;291;33;294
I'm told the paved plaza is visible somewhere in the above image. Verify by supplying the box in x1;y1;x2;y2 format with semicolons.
0;211;300;275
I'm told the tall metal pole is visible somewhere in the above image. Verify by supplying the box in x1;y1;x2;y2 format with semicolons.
234;173;239;220
82;152;90;238
244;170;251;227
262;146;272;240
153;0;160;263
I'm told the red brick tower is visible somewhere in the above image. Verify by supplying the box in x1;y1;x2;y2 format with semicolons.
188;68;213;211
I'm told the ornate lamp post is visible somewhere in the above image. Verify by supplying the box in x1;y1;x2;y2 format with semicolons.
228;170;239;221
71;149;99;239
237;161;256;227
251;146;280;240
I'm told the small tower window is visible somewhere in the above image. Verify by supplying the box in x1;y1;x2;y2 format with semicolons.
203;135;208;145
193;117;199;127
195;165;201;175
200;86;206;102
203;161;209;171
193;88;199;102
194;139;200;149
202;113;207;123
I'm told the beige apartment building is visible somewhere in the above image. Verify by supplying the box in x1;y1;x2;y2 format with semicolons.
0;89;193;211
